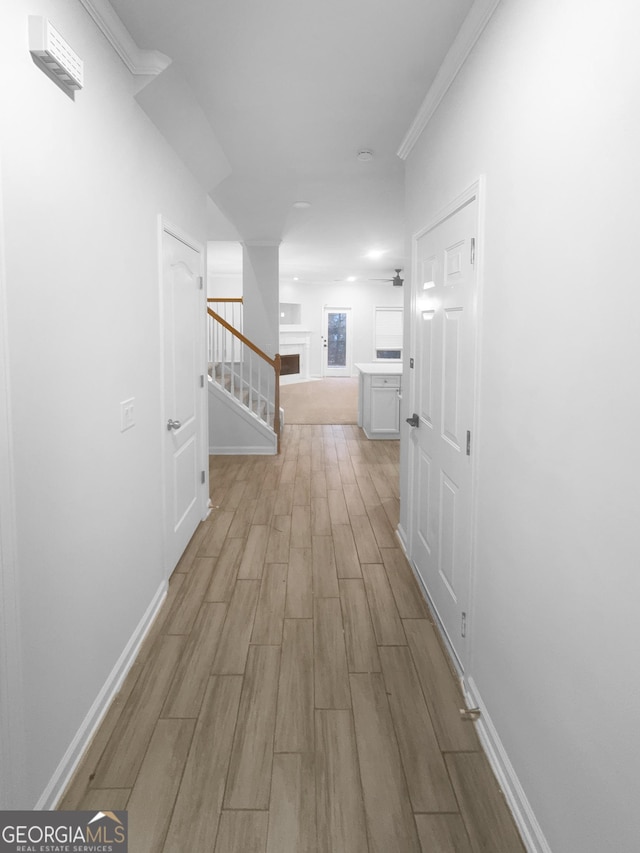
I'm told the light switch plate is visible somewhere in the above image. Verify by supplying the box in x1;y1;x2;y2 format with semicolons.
120;398;135;432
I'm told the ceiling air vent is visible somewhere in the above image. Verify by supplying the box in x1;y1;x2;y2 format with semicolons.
29;16;84;91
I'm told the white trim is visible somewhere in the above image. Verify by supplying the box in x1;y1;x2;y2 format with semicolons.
465;176;487;677
464;677;553;853
161;218;204;255
401;545;552;852
407;179;484;672
39;581;168;810
78;0;171;76
159;218;208;581
412;178;482;243
404;177;550;850
409;554;464;678
162;220;209;523
201;244;211;511
321;306;353;378
395;524;409;555
210;445;277;456
0;151;27;808
399;513;548;851
397;0;502;159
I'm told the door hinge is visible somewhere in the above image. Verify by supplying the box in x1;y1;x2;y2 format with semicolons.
466;430;471;456
470;238;476;265
200;374;205;388
198;275;203;290
461;611;467;638
201;470;206;485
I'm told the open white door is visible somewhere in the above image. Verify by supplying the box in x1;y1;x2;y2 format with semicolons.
322;306;352;377
161;224;207;575
409;192;478;670
0;164;26;808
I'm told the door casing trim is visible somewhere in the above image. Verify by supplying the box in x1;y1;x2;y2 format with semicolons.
406;177;485;674
0;152;27;808
158;217;208;579
321;305;353;377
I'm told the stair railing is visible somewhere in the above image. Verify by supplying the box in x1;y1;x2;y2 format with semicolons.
207;306;281;452
207;297;243;334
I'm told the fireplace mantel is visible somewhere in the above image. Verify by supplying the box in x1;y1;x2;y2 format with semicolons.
279;327;312;384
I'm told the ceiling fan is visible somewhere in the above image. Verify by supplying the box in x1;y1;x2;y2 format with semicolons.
370;269;404;286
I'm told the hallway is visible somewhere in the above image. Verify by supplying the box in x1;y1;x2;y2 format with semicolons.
61;424;524;852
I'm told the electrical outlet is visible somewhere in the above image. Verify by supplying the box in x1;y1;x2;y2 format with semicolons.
120;398;135;432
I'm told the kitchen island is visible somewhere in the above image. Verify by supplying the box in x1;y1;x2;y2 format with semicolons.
354;362;402;439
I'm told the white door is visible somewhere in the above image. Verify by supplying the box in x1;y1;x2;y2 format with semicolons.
322;307;352;377
409;196;478;669
162;226;206;574
0;176;26;805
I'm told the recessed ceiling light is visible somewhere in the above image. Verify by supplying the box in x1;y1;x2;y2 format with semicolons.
357;150;374;162
293;277;299;281
292;201;311;209
366;249;387;259
347;276;357;282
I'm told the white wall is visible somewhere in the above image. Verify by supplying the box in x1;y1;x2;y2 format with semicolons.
403;1;640;850
243;242;280;358
0;0;208;807
206;240;242;299
208;384;276;455
279;280;404;376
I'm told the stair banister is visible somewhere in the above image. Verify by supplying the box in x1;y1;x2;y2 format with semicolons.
207;297;243;333
207;306;281;452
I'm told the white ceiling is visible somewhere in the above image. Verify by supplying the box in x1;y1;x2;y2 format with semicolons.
109;0;474;284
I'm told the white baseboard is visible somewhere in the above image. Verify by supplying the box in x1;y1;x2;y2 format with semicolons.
399;535;550;852
209;444;277;455
395;522;409;554
463;678;552;853
36;580;168;809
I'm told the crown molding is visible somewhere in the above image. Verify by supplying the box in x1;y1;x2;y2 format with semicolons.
397;0;502;160
78;0;171;76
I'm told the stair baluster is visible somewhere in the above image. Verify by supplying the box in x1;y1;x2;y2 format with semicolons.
207;303;281;452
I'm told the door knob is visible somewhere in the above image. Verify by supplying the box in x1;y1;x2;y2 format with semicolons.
167;419;181;431
406;413;419;428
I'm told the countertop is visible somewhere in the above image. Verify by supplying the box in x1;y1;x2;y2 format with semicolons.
354;362;402;375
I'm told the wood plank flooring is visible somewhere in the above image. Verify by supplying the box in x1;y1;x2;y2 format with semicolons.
60;424;525;853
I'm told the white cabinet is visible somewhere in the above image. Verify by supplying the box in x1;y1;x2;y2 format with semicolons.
355;363;401;439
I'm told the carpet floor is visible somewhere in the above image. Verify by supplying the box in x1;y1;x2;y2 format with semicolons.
280;377;358;424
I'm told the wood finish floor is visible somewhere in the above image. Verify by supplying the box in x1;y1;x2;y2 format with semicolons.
61;424;525;852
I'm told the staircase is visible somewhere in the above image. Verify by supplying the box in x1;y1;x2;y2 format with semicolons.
207;299;282;454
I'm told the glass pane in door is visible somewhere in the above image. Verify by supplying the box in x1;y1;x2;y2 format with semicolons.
327;312;347;367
